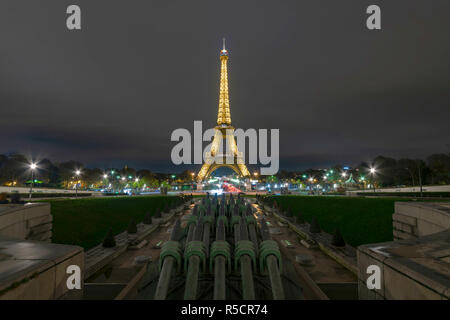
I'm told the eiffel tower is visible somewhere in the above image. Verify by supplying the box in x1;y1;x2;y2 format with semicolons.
196;39;251;182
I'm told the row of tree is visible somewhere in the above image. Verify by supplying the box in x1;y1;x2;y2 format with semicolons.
0;154;171;189
266;154;450;187
0;153;448;189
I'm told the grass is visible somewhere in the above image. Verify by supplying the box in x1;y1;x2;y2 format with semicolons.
42;196;178;250
267;196;447;247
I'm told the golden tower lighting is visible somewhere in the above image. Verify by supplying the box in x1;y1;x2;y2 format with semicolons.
196;39;251;182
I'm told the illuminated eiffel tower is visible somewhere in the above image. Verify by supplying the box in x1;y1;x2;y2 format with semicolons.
196;39;250;182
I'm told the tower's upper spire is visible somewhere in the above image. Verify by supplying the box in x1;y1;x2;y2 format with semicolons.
221;37;228;56
217;39;231;125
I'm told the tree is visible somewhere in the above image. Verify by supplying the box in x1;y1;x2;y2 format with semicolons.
120;166;137;180
427;154;450;185
102;228;116;248
58;161;84;188
0;154;28;185
397;158;418;186
83;168;103;188
373;156;397;187
38;158;60;187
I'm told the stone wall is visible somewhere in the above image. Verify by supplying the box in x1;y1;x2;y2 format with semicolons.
0;202;88;299
357;202;450;300
0;239;84;300
393;202;450;240
357;230;450;300
0;203;52;242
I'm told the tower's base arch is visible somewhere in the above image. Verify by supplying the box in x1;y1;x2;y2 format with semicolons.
201;163;246;181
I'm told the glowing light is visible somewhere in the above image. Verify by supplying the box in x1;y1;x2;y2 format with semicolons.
210;189;223;195
75;170;81;176
196;42;250;181
341;172;347;177
103;174;108;179
30;163;37;170
218;42;231;124
370;168;376;174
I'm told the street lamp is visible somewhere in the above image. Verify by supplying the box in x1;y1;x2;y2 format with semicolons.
75;170;81;197
308;177;314;194
28;163;37;200
369;168;376;192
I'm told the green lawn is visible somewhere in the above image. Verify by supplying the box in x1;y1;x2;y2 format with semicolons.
42;196;178;250
267;196;444;247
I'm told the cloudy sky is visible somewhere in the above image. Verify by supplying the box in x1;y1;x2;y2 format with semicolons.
1;0;449;172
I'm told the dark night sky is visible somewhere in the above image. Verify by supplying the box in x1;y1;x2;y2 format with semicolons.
1;0;449;172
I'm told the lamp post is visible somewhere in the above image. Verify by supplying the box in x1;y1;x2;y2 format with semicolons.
135;177;139;193
190;173;195;190
405;167;415;187
110;170;115;192
370;168;376;193
101;174;108;191
75;170;81;197
252;172;259;191
28;163;37;200
416;160;423;197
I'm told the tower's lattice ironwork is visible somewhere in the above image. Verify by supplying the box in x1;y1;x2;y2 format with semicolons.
197;40;250;182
